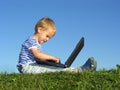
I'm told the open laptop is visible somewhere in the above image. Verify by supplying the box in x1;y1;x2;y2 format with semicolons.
36;37;84;68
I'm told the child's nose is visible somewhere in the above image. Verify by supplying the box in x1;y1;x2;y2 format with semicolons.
45;38;49;42
47;38;50;41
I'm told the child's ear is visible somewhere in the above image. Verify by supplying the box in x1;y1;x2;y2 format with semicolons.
37;27;43;33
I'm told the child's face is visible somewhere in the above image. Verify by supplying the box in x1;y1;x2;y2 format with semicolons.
37;27;55;44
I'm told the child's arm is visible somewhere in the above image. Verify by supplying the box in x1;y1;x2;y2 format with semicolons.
30;47;60;63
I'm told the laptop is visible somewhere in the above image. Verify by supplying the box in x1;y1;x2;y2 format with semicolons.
36;37;84;68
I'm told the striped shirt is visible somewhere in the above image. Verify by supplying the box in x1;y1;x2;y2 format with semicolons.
17;36;41;66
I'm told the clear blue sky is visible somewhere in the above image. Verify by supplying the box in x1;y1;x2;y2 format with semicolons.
0;0;120;73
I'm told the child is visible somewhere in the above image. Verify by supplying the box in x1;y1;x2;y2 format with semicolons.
17;17;97;73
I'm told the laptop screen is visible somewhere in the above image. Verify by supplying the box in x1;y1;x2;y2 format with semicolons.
65;37;84;67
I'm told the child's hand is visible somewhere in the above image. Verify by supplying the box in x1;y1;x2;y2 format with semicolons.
55;58;60;63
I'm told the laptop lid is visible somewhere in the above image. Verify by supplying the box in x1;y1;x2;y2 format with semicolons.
65;37;84;67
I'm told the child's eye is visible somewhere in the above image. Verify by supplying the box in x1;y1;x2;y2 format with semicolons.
46;35;50;38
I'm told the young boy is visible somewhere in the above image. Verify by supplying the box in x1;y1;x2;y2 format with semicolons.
17;17;97;73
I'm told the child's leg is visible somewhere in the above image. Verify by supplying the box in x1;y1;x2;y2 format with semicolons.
20;62;82;73
19;57;97;73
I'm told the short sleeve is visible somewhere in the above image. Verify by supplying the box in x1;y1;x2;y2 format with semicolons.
23;37;40;50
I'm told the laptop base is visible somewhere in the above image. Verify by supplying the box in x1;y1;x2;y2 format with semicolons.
36;59;67;68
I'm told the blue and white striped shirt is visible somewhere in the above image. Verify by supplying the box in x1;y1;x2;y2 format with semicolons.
17;36;41;66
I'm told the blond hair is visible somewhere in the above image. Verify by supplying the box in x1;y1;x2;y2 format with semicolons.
34;17;56;35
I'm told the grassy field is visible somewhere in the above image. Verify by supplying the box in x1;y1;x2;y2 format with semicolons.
0;64;120;90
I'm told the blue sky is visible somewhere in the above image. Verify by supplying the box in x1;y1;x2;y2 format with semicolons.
0;0;120;73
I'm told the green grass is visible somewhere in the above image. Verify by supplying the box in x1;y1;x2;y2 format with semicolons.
0;65;120;90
